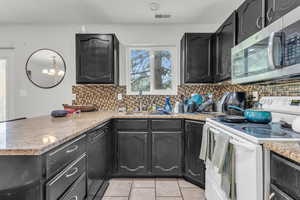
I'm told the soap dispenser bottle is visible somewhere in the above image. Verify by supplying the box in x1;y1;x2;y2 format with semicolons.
164;96;172;112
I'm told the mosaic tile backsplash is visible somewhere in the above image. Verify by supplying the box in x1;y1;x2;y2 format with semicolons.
72;80;300;111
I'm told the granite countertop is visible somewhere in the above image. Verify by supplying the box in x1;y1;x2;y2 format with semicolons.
0;111;215;155
264;142;300;164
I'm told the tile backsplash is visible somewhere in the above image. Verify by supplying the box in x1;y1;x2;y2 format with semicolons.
72;80;300;111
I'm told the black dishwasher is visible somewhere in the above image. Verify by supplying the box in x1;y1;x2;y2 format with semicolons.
270;152;300;200
87;122;111;200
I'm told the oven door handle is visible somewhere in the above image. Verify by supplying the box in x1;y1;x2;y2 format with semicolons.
268;32;285;69
230;138;256;151
208;127;221;135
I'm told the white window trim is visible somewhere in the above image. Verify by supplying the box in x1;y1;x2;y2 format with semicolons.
126;45;177;95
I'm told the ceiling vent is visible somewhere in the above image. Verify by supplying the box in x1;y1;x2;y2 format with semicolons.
155;14;171;19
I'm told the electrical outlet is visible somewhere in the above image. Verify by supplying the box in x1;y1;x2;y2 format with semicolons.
117;93;123;101
252;91;259;101
72;94;76;101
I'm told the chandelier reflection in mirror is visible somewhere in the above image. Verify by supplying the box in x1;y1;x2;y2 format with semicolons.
26;49;66;89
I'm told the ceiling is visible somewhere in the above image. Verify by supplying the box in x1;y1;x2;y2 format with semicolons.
0;0;244;25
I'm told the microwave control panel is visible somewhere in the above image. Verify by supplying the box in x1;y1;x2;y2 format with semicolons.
285;33;300;66
283;19;300;66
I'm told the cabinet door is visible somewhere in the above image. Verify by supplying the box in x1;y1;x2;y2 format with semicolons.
184;121;205;187
152;131;183;175
87;128;108;182
266;0;300;26
215;12;236;82
118;131;148;175
237;0;263;43
76;34;114;84
182;33;213;83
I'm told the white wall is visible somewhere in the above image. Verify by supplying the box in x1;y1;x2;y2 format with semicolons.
0;23;218;118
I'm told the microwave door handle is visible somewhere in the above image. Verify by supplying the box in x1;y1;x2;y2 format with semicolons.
268;32;284;69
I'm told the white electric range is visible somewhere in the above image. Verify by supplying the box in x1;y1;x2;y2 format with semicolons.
204;96;300;200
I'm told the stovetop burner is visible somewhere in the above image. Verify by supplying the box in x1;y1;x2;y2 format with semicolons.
211;118;300;139
241;127;288;137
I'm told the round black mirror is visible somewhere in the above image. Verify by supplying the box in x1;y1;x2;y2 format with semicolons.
26;49;66;89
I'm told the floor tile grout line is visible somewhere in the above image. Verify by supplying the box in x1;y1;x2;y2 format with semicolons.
155;178;157;200
128;179;133;200
178;178;185;200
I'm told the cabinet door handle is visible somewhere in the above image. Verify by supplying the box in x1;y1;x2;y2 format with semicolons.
188;169;201;177
269;192;275;200
65;167;78;178
66;145;79;153
155;166;178;172
120;165;144;172
256;16;263;29
267;8;274;22
69;196;78;200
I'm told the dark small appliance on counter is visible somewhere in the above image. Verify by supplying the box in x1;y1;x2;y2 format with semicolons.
216;92;246;115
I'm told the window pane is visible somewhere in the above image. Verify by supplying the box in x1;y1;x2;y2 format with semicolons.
130;49;150;92
154;50;172;90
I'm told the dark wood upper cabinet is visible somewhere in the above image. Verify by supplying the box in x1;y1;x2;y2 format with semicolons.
76;34;119;84
237;0;263;43
184;120;205;187
265;0;300;26
214;12;237;82
181;33;214;83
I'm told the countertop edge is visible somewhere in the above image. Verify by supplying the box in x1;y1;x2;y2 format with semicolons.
264;142;300;164
0;113;213;156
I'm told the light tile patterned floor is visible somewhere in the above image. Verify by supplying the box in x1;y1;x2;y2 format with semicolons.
102;178;205;200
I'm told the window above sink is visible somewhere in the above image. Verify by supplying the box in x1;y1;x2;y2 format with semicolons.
126;45;177;95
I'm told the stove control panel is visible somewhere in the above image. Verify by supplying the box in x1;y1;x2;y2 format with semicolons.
260;96;300;115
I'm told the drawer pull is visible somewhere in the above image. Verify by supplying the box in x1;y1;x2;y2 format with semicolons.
188;169;201;177
269;192;275;200
120;165;144;172
69;196;78;200
155;166;178;172
66;145;79;154
65;167;78;178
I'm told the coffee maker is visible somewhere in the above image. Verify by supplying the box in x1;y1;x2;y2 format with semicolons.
216;92;246;115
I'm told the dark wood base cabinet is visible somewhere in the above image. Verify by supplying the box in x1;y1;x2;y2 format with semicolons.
117;131;148;175
113;119;184;177
0;156;43;200
0;118;207;199
152;131;183;176
184;120;206;188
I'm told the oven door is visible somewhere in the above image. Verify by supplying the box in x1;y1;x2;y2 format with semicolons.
230;137;263;200
231;32;284;84
205;126;263;200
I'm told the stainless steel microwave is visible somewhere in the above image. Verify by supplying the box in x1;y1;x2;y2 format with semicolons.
231;6;300;84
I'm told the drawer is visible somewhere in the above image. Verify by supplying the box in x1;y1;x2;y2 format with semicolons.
151;119;182;130
46;134;86;178
115;119;148;130
271;152;300;199
60;172;86;200
46;154;86;200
